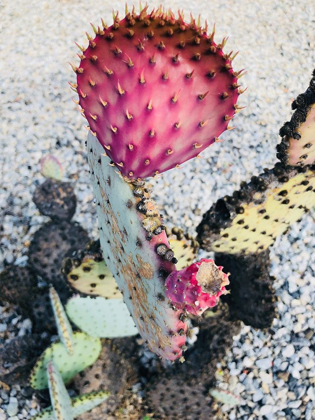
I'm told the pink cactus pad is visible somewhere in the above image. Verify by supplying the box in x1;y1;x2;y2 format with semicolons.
165;259;230;315
75;7;242;178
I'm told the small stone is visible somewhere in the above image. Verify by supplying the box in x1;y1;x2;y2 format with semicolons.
253;390;264;402
6;397;18;416
282;344;295;358
259;405;274;415
256;358;272;370
278;371;290;381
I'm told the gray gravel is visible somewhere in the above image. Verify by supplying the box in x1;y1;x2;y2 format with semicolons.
1;0;315;419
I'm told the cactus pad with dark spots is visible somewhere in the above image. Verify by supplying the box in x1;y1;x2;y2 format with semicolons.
197;164;315;254
33;179;77;221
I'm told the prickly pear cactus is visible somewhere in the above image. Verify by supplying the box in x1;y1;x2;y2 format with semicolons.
40;155;63;180
197;163;315;254
74;7;242;179
277;70;315;166
62;240;122;298
66;296;138;338
87;133;187;360
29;332;101;390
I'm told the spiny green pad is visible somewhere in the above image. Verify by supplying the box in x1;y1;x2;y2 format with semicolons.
47;361;73;420
209;388;242;406
197;164;315;254
62;241;122;299
66;296;138;338
277;70;315;166
49;287;74;355
166;226;199;270
31;391;109;420
29;332;101;390
40;155;63;180
87;133;188;361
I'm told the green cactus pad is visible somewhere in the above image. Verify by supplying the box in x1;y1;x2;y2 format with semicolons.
87;133;188;361
209;388;242;406
29;332;101;390
40;155;63;180
62;241;122;299
49;287;74;354
66;296;138;338
47;361;73;420
277;71;315;166
32;391;109;420
197;164;315;254
166;227;199;270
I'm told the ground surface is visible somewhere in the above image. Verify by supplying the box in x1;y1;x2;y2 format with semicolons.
0;0;315;419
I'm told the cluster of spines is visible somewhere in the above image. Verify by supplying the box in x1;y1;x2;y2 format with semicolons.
277;69;315;165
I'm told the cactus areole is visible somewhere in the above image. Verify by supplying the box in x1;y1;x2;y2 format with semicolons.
75;7;242;179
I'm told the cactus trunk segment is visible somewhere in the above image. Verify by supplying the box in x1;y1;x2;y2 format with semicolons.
46;361;73;420
215;250;277;328
197;164;315;254
75;8;241;179
277;70;315;166
66;296;138;338
87;133;188;360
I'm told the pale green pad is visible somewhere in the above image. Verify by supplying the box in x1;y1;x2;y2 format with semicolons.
66;296;138;338
50;287;74;355
30;332;101;390
47;361;73;420
31;391;109;420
